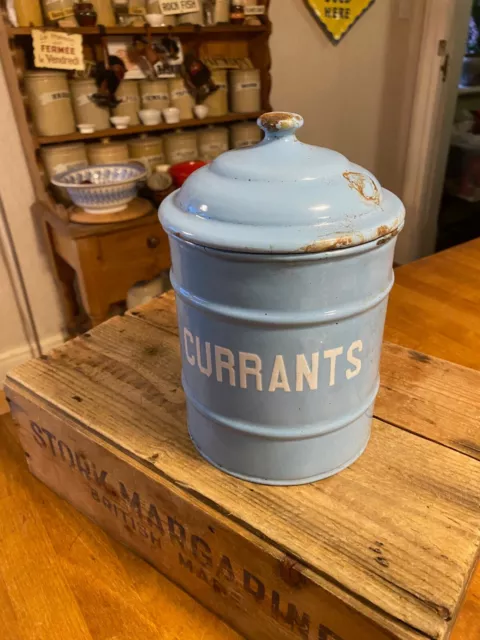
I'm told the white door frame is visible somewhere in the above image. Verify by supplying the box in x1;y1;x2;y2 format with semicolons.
395;0;472;264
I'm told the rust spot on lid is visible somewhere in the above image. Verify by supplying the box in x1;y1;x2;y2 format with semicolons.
301;235;354;253
259;112;303;132
343;171;381;206
376;227;399;246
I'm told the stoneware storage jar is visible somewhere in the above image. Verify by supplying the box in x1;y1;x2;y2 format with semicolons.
139;79;170;112
197;125;229;161
24;70;76;136
204;70;228;117
128;134;166;174
230;68;261;113
41;141;88;180
70;78;110;131
113;80;140;125
41;141;88;204
160;112;405;485
214;0;229;23
168;77;194;121
87;139;129;164
164;130;198;165
230;120;263;148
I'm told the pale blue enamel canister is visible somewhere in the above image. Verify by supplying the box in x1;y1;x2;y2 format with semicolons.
159;112;405;485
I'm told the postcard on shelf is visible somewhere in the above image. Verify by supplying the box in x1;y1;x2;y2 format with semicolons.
107;36;183;79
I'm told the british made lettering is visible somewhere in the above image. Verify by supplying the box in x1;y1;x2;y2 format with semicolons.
182;328;363;392
29;420;346;640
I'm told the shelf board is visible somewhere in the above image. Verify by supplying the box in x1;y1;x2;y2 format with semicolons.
7;24;269;36
458;85;480;95
36;112;263;145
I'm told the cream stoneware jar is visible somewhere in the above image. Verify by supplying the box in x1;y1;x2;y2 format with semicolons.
70;78;110;131
139;79;170;112
204;70;228;117
24;70;75;136
230;68;261;113
113;80;140;125
159;112;405;485
230;120;263;148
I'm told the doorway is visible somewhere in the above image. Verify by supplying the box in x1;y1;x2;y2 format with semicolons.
437;2;480;250
394;0;472;264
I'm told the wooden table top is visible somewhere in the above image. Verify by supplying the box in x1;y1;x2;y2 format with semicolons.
1;238;479;640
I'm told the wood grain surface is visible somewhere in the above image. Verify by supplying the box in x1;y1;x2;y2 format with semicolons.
1;238;480;639
385;238;480;370
385;239;480;640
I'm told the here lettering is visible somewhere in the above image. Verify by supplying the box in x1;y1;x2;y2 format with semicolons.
325;7;351;19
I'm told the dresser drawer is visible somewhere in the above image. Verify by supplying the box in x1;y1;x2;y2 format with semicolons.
99;222;170;268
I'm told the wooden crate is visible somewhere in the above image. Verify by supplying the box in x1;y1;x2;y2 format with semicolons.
5;292;480;640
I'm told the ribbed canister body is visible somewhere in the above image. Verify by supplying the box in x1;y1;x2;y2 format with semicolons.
168;235;396;484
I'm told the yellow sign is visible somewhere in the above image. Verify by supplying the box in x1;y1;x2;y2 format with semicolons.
304;0;376;43
32;30;84;71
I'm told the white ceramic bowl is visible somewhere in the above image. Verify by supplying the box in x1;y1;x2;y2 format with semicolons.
139;109;161;125
162;107;180;124
193;105;209;120
51;163;147;214
145;13;166;27
77;123;95;134
110;116;131;130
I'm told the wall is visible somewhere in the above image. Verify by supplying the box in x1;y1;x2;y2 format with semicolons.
0;60;64;382
269;0;427;254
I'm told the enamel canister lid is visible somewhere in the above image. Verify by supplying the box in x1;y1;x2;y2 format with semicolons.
160;112;405;253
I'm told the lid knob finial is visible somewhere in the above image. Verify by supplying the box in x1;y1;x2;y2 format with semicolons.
257;112;304;137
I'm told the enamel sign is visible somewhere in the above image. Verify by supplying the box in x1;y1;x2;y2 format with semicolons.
304;0;376;43
32;30;84;71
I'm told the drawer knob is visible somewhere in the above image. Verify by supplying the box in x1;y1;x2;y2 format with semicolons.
147;236;160;249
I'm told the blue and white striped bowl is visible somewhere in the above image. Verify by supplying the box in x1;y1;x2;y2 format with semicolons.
52;163;147;214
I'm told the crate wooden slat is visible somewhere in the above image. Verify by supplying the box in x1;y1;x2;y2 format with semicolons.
5;293;480;640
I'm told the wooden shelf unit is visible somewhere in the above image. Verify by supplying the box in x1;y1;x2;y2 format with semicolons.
37;112;264;145
3;14;273;189
0;5;272;333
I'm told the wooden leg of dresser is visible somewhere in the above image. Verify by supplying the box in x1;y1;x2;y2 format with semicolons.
54;255;79;335
46;232;80;336
74;236;111;329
